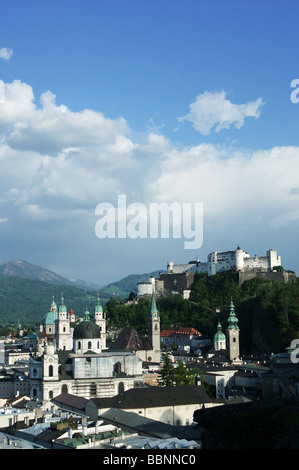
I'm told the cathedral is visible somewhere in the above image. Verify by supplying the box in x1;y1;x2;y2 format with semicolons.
29;292;160;402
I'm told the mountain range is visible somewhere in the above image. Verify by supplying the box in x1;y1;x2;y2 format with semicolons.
0;259;164;299
0;259;103;290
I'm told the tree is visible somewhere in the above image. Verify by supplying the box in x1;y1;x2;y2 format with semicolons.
159;353;175;386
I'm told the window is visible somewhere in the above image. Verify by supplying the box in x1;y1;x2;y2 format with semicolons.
88;341;92;350
49;365;53;377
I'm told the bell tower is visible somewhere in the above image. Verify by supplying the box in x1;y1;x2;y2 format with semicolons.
148;291;160;362
55;293;72;351
226;300;241;363
93;293;107;350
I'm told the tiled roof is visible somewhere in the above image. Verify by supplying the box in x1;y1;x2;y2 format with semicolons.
160;330;176;337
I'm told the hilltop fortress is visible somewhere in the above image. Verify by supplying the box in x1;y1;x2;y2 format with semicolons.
137;247;296;298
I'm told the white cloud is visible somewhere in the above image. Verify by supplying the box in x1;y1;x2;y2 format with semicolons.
153;144;299;232
178;91;264;135
0;77;298;268
0;48;13;60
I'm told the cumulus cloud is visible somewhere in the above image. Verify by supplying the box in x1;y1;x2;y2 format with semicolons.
153;143;299;233
178;91;264;135
0;48;13;60
0;77;297;260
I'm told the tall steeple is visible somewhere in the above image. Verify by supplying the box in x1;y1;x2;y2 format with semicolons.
226;299;241;363
93;293;107;350
148;290;160;362
55;293;72;351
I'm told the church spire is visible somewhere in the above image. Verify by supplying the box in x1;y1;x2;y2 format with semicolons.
227;299;239;330
149;291;159;318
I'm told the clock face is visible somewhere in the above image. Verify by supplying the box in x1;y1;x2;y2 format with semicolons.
48;358;54;363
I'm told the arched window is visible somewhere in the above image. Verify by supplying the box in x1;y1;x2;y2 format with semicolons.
88;341;92;350
78;341;81;349
49;390;53;399
49;365;53;377
114;362;122;374
118;382;125;394
97;341;100;349
62;384;68;394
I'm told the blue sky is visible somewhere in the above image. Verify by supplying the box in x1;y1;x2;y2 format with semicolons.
1;0;299;285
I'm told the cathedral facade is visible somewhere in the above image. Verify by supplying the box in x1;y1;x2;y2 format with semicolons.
29;294;148;403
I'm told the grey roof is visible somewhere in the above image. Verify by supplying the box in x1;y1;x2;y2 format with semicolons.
100;408;203;441
90;384;215;410
51;393;88;412
73;320;101;339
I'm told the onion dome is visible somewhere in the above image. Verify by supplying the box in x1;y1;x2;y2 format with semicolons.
95;294;103;314
214;320;226;341
59;293;67;313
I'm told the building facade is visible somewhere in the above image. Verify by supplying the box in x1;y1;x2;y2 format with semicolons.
29;295;144;403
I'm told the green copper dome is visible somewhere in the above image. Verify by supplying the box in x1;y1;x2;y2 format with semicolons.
59;294;67;313
42;310;58;325
214;320;226;341
95;294;103;313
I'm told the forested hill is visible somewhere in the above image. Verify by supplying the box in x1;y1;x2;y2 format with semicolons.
0;274;98;325
106;270;299;356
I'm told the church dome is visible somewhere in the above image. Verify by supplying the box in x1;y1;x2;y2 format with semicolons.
214;321;226;341
42;311;57;325
73;309;100;339
73;320;100;339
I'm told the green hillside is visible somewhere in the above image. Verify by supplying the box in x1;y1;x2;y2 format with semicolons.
0;274;99;325
106;270;299;356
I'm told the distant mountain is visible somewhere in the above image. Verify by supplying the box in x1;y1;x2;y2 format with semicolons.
0;260;103;290
0;273;98;325
0;258;165;304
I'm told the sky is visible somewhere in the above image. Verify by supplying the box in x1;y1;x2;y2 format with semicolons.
1;0;299;286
